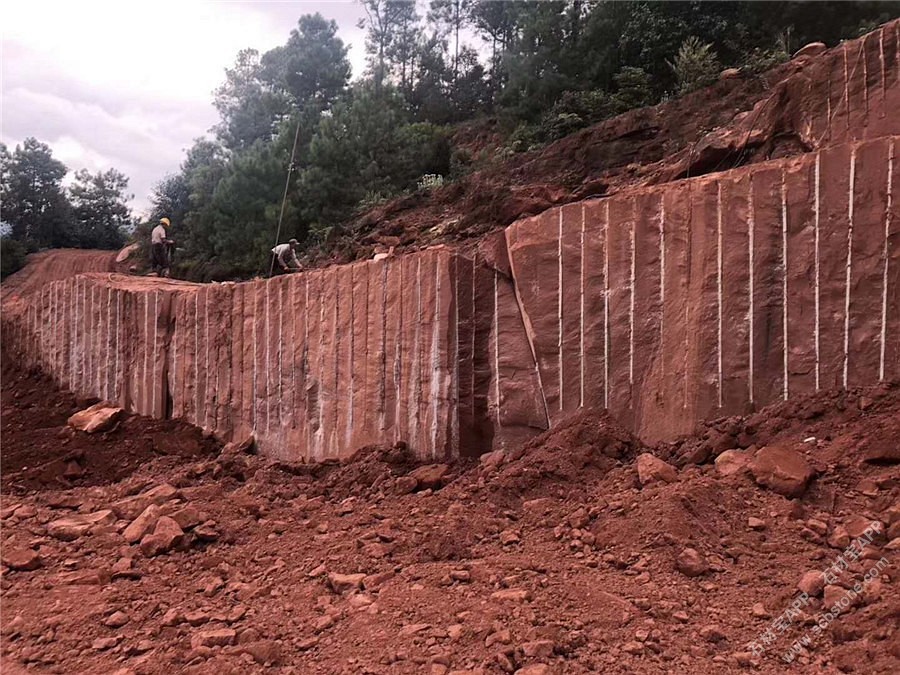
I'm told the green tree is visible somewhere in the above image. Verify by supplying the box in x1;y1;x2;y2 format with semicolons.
213;49;291;151
428;0;472;83
1;235;27;278
298;84;450;232
68;168;133;249
668;36;720;95
359;0;421;93
466;0;522;101
260;13;351;110
0;138;74;248
499;1;571;120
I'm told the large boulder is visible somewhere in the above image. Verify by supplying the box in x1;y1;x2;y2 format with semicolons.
67;403;123;434
407;464;450;490
47;510;116;540
715;450;751;477
636;453;677;486
793;42;827;60
115;243;140;264
111;484;181;520
750;445;815;498
123;504;163;544
1;548;42;571
139;516;184;557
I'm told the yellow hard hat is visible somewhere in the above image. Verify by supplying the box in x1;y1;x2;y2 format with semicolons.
160;217;171;226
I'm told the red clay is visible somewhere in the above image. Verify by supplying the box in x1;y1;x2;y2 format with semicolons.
2;358;897;674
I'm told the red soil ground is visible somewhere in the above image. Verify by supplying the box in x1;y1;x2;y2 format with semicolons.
2;354;898;674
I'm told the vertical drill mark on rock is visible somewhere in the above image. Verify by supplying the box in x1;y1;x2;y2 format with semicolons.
379;262;388;431
861;42;869;122
412;257;423;447
362;265;371;441
814;152;822;390
494;269;502;427
317;274;327;458
603;200;610;409
69;281;74;391
630;198;636;393
277;282;284;434
452;255;460;456
748;172;755;404
717;181;724;408
348;266;355;449
86;286;93;396
557;206;564;411
659;194;666;354
153;291;159;418
81;279;87;394
303;277;311;449
781;169;789;401
115;291;121;403
580;202;586;408
194;292;200;427
144;291;151;413
333;274;342;458
430;258;442;459
104;288;111;401
87;284;93;395
470;256;476;422
683;187;694;411
879;28;886;118
503;227;550;426
844;145;857;388
393;261;403;444
251;286;258;432
843;45;851;132
265;280;271;437
205;287;211;430
291;279;297;425
881;139;894;381
51;284;57;379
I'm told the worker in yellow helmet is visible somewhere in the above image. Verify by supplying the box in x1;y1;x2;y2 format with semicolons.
150;217;174;277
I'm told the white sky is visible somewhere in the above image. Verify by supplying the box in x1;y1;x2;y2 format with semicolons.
1;0;373;217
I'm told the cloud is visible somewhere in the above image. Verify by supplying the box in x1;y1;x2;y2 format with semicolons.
1;1;479;220
1;1;370;218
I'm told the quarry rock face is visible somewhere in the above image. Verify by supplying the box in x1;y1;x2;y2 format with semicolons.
2;22;899;461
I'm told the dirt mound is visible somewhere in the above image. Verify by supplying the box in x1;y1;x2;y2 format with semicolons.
458;408;641;507
657;383;900;469
0;249;118;304
1;362;220;494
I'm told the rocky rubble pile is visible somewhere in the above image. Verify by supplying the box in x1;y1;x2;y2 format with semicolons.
2;368;899;674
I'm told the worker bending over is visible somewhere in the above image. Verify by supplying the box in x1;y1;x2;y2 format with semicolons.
270;238;302;275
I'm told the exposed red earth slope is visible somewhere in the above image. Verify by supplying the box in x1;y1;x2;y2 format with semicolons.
331;24;897;262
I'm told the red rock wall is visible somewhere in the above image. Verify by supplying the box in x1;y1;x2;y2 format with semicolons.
3;23;898;458
4;136;897;456
783;20;899;146
4;250;491;461
504;135;900;442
